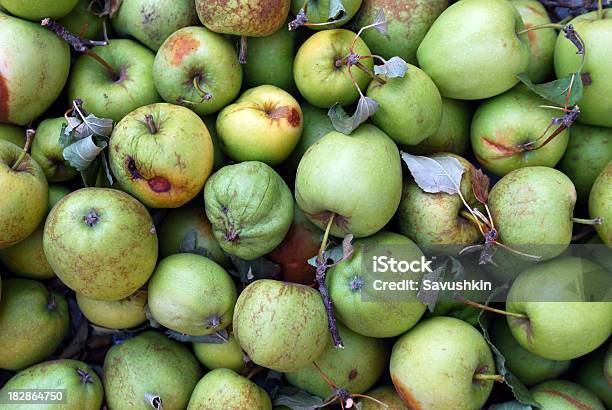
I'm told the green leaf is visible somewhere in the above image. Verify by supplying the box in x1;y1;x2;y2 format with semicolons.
374;56;408;78
516;72;583;107
273;387;326;410
62;136;107;172
489;401;533;410
165;329;229;344
328;96;379;135
81;114;113;137
401;152;465;195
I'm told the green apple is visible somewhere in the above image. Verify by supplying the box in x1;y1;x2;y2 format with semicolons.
204;161;293;260
327;232;427;338
58;0;104;40
112;0;198;51
0;140;48;249
471;85;570;176
103;331;202;410
0;279;69;370
397;154;481;253
355;0;448;64
509;0;556;82
506;257;612;361
285;323;389;398
489;166;576;261
0;360;103;410
294;29;373;108
366;63;442;145
158;205;230;267
76;289;147;329
31;117;78;182
232;279;328;372
43;188;158;301
390;316;495;410
193;332;246;373
0;13;70;125
110;103;214;208
407;98;473;156
0;0;78;20
491;319;570;386
589;161;612;246
0;123;24;147
558;124;612;202
216;85;303;165
202;115;227;171
530;380;605;410
417;0;530;100
187;368;272;410
291;0;362;30
148;253;237;335
153;26;242;116
357;385;409;409
244;24;296;92
68;39;161;123
295;124;402;238
554;10;612;127
575;346;612;408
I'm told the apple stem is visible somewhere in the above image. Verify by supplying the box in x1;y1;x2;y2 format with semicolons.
11;129;35;171
143;392;162;410
144;114;158;135
41;18;108;52
238;36;248;64
572;217;604;225
459;298;528;319
85;50;119;81
516;23;565;35
350;394;390;408
598;0;604;19
473;373;505;382
192;76;212;101
317;213;335;261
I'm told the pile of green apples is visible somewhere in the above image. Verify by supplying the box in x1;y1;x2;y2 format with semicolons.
0;0;611;409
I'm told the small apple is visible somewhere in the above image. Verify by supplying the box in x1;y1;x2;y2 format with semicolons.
390;316;495;410
471;85;570;176
589;161;612;246
153;26;242;116
294;29;373;108
193;332;246;373
0;0;78;20
216;85;303;165
76;289;148;330
43;188;158;301
575;346;612;408
417;0;530;100
295;124;402;238
0;123;24;147
357;385;409;409
290;0;362;30
0;13;70;125
58;0;104;40
31;117;78;182
111;0;198;51
68;39;161;123
109;103;214;208
530;380;605;410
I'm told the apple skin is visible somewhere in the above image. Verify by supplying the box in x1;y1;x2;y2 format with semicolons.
0;0;78;20
554;10;612;127
558;124;612;202
294;29;374;108
417;0;530;100
327;232;427;338
471;85;570;176
109;103;214;209
76;289;147;330
31;117;78;182
509;0;556;83
575;346;612;408
68;39;161;123
216;85;303;165
390;317;495;410
358;385;409;410
589;161;612;246
195;0;290;37
111;0;198;51
489;166;576;261
290;0;362;30
153;26;242;116
366;63;442;145
0;13;71;126
355;0;448;64
0;123;24;147
0;360;103;410
0;279;69;371
193;332;246;373
530;380;605;410
295;124;402;238
506;257;612;361
202;115;228;171
43;188;158;301
0;140;48;250
58;0;104;40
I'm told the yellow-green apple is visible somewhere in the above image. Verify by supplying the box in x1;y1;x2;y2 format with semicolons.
291;0;362;30
0;0;78;20
76;289;148;330
31;117;78;182
187;369;272;409
589;161;612;246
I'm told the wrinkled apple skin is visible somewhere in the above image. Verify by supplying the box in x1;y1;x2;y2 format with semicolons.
204;161;293;260
153;26;242;116
530;380;605;410
31;117;78;182
195;0;290;36
0;13;70;126
589;161;612;246
77;289;147;330
0;0;78;20
290;0;362;30
110;103;214;208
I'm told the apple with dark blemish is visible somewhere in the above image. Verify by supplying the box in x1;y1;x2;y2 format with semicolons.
204;161;293;260
0;12;71;126
290;0;362;30
589;161;612;246
471;85;569;176
0;123;24;148
31;118;78;182
77;289;148;330
530;380;605;409
216;85;303;165
43;188;158;301
153;26;242;117
67;39;161;123
0;0;78;20
111;0;199;51
109;103;214;208
0;140;48;250
285;323;389;399
58;0;105;40
187;369;272;409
